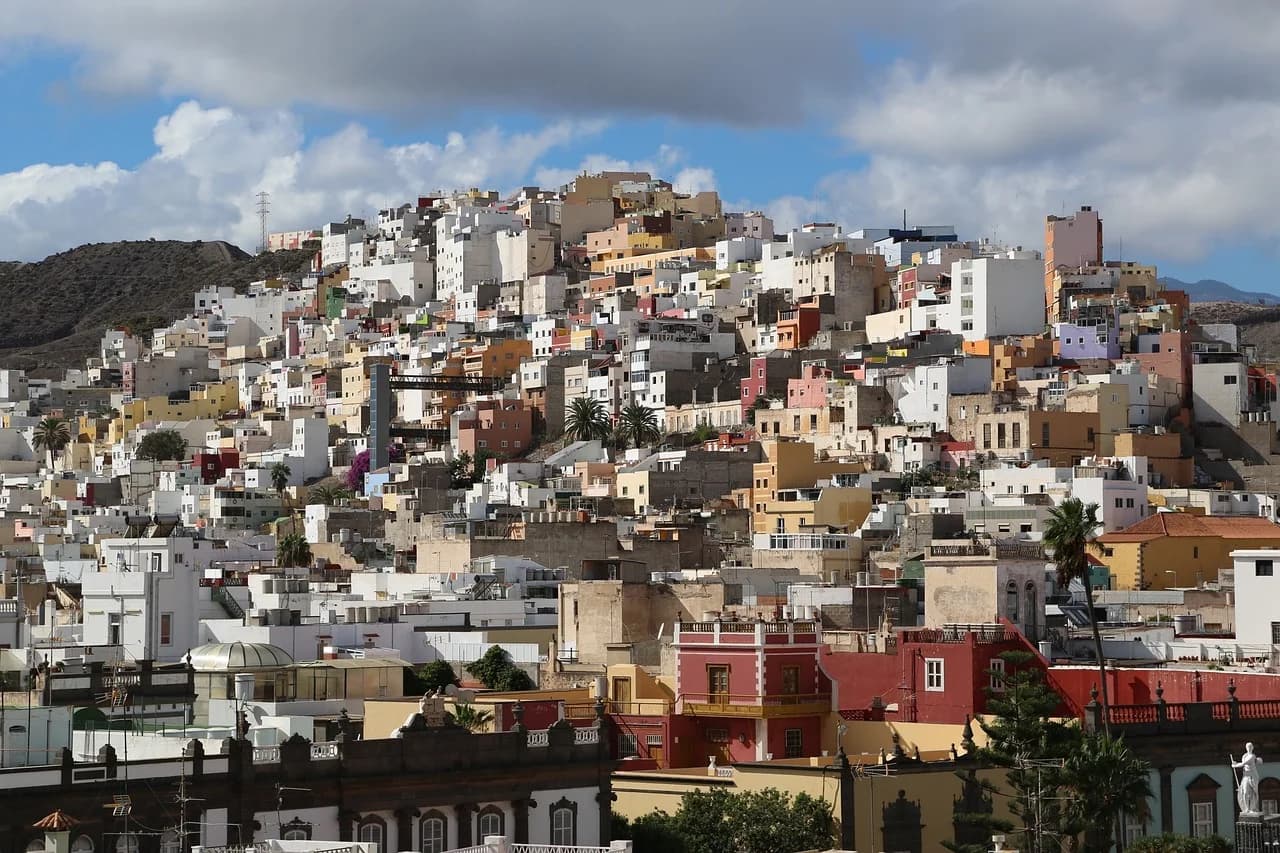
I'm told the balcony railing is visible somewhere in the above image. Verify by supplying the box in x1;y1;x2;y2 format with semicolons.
682;692;830;718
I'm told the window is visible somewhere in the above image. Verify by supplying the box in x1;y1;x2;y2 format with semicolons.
420;813;447;853
149;553;163;572
477;807;504;840
1012;422;1021;447
1257;560;1274;577
1041;422;1050;447
71;838;94;853
358;819;384;852
781;666;800;696
707;727;730;743
1006;580;1019;621
784;728;803;758
160;613;173;646
708;666;730;700
1126;498;1135;508
1191;801;1214;837
1224;375;1238;385
550;800;577;846
646;734;664;747
989;657;1006;692
925;658;944;692
1123;813;1146;846
1115;498;1123;509
1193;546;1199;559
619;732;639;758
1271;622;1280;644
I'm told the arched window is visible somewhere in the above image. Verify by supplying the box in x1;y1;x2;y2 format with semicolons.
71;837;94;853
280;819;312;842
114;835;139;853
1005;581;1019;621
160;830;182;853
419;811;447;853
477;805;504;840
357;817;385;853
27;841;45;853
549;798;577;847
1024;581;1039;642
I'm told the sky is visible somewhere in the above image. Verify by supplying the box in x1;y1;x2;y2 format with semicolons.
3;1;1280;289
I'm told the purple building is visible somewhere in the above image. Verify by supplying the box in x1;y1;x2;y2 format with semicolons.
1055;320;1120;360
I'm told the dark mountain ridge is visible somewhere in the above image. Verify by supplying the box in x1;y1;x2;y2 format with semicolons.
0;240;315;372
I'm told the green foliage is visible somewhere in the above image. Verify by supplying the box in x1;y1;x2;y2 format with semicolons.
622;787;832;853
618;401;663;449
466;645;535;691
448;452;474;488
689;422;719;444
276;532;311;568
446;703;494;732
564;395;611;442
308;484;352;506
745;394;773;426
269;461;292;495
33;417;72;466
1063;732;1152;852
415;659;459;693
1045;497;1110;727
1127;834;1231;853
136;429;188;461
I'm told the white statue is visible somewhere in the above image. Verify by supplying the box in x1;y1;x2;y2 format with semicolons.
1232;742;1263;816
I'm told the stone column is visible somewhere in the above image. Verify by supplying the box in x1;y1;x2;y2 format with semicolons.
514;799;532;844
394;809;417;853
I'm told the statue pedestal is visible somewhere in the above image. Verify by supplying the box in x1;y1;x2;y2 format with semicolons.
1236;813;1280;853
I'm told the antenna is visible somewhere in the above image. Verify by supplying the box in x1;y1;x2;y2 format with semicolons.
256;191;271;254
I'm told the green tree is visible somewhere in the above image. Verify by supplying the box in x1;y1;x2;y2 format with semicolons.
448;452;474;488
564;395;611;443
472;449;495;482
1127;834;1231;853
415;659;458;693
276;532;312;568
136;429;188;461
32;417;72;469
745;394;773;427
308;484;352;506
957;651;1081;853
1063;732;1153;852
618;401;663;449
446;702;494;732
689;422;719;444
1045;498;1109;731
270;461;293;533
466;645;535;691
627;787;832;853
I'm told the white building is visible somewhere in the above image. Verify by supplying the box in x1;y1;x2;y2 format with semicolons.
1230;548;1280;651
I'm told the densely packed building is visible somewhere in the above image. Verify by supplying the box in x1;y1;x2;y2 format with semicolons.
2;174;1280;851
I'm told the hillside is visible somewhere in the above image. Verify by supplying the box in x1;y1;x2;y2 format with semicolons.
0;241;315;372
1162;276;1280;305
1190;301;1280;362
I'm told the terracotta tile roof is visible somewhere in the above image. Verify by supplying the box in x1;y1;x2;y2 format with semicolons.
1097;513;1280;543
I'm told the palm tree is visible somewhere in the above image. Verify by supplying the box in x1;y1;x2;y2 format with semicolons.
447;703;494;733
564;395;611;443
309;484;352;506
276;532;312;569
269;461;292;533
1045;498;1109;732
618;401;662;449
32;417;72;470
1064;732;1152;851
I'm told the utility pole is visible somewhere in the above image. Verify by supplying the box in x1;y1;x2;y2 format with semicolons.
256;191;271;254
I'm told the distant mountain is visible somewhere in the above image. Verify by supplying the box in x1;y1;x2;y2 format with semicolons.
0;240;315;373
1161;276;1280;305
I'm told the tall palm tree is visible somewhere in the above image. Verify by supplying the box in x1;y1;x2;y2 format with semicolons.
1045;498;1109;732
32;417;72;470
564;395;611;443
276;532;312;568
270;461;292;532
447;703;494;733
618;401;662;449
1064;732;1152;851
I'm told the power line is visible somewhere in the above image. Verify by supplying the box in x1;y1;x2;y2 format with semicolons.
256;192;271;254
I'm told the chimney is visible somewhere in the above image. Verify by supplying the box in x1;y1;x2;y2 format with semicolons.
33;811;79;853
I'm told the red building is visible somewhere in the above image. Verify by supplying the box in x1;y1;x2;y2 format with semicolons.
672;618;830;764
820;622;1047;724
454;399;534;457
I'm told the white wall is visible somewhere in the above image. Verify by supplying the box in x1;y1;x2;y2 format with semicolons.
1232;548;1280;647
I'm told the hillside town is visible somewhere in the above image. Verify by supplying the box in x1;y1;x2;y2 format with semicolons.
0;171;1276;853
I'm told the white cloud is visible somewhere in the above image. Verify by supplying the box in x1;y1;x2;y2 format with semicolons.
0;102;604;259
533;146;716;195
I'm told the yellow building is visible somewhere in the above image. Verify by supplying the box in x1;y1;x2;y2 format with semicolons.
1093;513;1280;589
742;440;866;534
110;380;239;443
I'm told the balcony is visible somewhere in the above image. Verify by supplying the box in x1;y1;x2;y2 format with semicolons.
682;692;831;719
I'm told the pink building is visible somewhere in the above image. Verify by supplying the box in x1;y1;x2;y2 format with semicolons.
454;399;534;457
786;364;830;409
